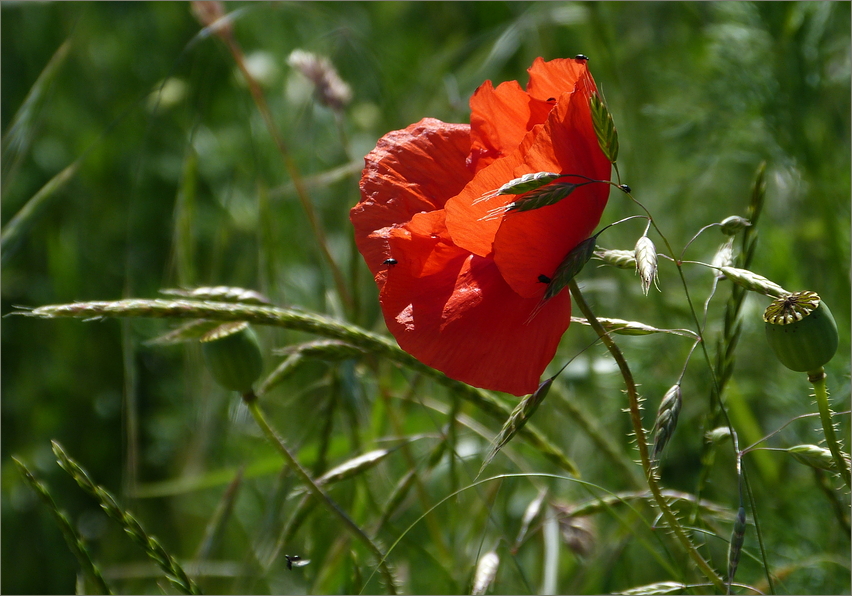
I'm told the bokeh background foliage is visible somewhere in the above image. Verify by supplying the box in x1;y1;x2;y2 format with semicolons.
2;2;849;594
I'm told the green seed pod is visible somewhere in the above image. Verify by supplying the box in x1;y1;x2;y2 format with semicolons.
763;291;838;373
201;322;263;393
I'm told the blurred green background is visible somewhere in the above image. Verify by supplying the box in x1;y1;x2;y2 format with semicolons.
3;2;849;594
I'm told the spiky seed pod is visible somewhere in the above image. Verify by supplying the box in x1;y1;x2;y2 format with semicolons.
472;551;500;595
719;267;788;297
201;322;263;393
788;444;848;472
763;291;838;373
480;378;553;476
719;215;751;235
727;506;747;589
634;236;658;295
652;384;682;460
593;248;636;269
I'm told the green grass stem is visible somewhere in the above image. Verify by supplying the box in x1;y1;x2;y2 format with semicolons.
20;298;579;476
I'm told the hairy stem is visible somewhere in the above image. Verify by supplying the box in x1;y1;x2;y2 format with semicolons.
569;280;725;591
810;369;851;490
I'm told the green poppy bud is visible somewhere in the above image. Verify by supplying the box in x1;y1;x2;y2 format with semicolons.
763;291;838;373
201;322;263;393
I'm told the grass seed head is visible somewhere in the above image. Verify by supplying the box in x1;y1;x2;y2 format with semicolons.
634;236;658;295
472;551;500;595
593;248;636;269
652;384;682;460
711;238;735;275
788;444;849;472
288;50;352;111
719;267;788;297
719;215;752;235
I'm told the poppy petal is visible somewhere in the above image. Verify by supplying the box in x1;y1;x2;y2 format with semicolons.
352;118;472;278
492;87;612;298
468;80;552;173
379;237;572;396
525;56;589;102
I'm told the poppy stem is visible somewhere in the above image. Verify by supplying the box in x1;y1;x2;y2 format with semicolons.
568;280;726;591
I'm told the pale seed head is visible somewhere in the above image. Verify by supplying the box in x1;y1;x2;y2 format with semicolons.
719;215;752;235
287;50;352;111
472;551;500;595
593;248;636;270
719;267;788;298
634;236;658;295
711;238;735;276
788;444;846;472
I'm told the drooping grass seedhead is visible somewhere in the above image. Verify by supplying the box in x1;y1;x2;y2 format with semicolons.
634;236;658;295
652;384;682;462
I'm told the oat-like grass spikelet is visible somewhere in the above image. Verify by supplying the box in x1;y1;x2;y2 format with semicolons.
479;378;554;477
727;505;747;592
634;236;658;295
652;384;683;462
593;247;636;269
472;551;500;595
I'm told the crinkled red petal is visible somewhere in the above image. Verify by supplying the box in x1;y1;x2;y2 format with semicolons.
468;80;553;173
445;62;611;298
380;218;572;396
352;118;471;281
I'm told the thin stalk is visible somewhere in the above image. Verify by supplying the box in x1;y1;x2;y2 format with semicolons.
13;457;113;595
51;442;201;595
809;368;851;490
242;393;399;594
217;31;352;311
22;298;579;476
568;280;726;591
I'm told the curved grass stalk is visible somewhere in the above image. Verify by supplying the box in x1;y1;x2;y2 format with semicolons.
568;280;726;591
51;442;201;595
12;457;113;595
20;298;579;476
363;471;704;595
208;23;352;312
243;394;399;594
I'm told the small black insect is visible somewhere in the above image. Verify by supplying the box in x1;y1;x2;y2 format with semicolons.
575;54;589;61
383;258;398;267
619;184;631;194
285;554;310;570
538;274;552;284
546;97;556;102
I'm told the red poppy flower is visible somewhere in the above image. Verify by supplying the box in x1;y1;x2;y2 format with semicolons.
351;57;611;396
